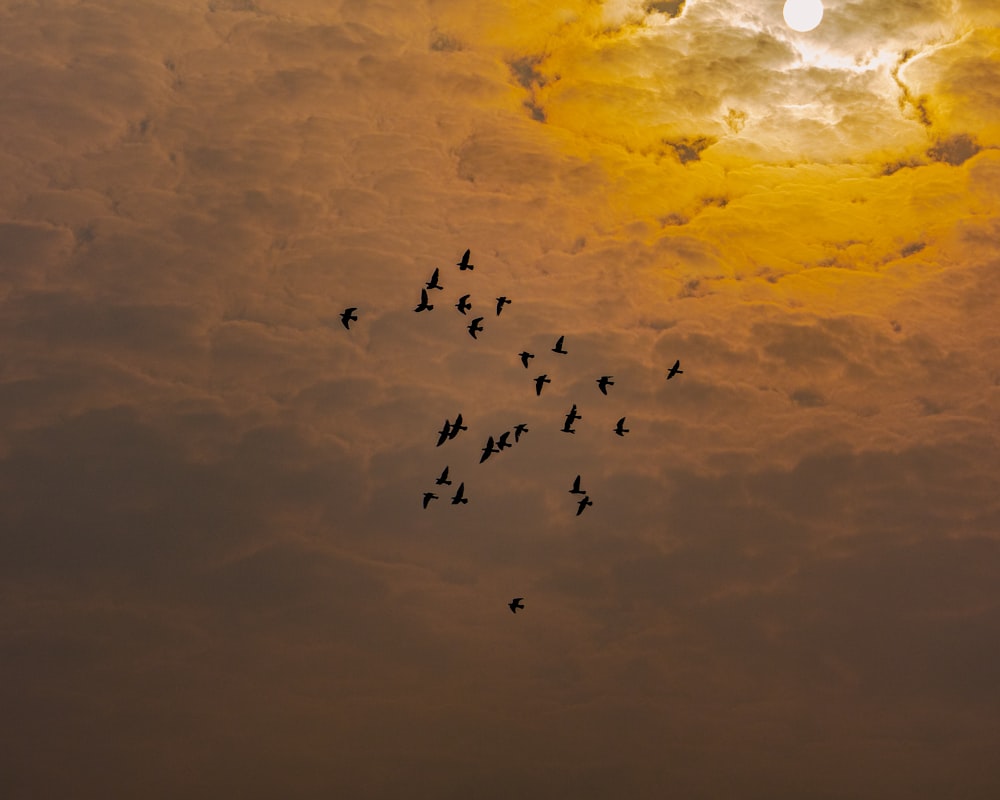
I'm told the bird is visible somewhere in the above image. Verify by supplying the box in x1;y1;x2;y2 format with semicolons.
467;317;484;339
496;431;513;450
666;359;683;380
457;249;474;271
425;267;443;291
552;335;568;354
513;423;529;442
596;376;614;395
436;420;452;446
455;294;472;315
422;492;438;509
614;417;629;436
508;597;525;614
496;296;511;316
435;466;452;486
414;288;434;312
534;374;551;396
340;307;358;330
448;414;467;439
480;436;500;463
451;482;468;504
561;404;581;434
518;351;534;368
576;495;593;516
569;474;586;495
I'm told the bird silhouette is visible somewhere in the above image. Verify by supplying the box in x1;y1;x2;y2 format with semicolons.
435;466;452;486
596;376;614;395
457;249;474;271
496;431;513;450
455;294;472;315
561;404;581;434
467;317;484;339
436;420;452;446
508;597;525;614
614;417;630;436
534;374;551;396
448;413;467;439
518;351;534;368
513;423;529;442
340;307;358;330
451;482;468;504
422;492;438;509
569;474;586;495
576;495;593;516
480;436;500;463
496;296;511;316
552;335;568;355
414;288;434;312
666;359;683;379
425;267;444;291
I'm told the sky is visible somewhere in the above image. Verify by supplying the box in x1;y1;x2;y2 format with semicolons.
1;0;999;797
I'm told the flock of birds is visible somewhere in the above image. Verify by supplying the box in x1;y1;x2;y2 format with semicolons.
341;249;683;614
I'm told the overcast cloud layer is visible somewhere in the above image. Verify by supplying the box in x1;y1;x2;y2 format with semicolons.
2;1;999;797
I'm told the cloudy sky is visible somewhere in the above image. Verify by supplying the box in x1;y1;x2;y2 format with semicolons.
2;0;999;796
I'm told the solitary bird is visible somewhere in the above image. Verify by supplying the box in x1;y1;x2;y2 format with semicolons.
496;296;511;316
569;474;586;495
561;404;581;434
596;376;614;395
614;417;629;437
513;423;529;442
414;288;434;312
576;495;593;516
422;492;438;509
534;374;551;396
496;431;513;450
666;359;683;380
448;413;467;439
451;482;468;504
508;597;525;614
480;436;500;463
518;351;534;368
436;420;453;447
457;249;474;271
552;335;568;355
435;466;452;486
467;317;484;339
340;307;358;330
455;294;472;315
425;267;443;291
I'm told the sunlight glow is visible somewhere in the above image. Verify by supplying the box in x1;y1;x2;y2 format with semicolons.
783;0;824;33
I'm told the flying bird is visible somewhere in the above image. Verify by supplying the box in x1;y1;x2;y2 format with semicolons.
534;374;551;396
496;431;513;450
480;436;500;463
435;466;452;486
518;351;534;368
666;359;683;380
448;414;467;439
596;375;614;395
451;482;468;504
425;267;443;291
513;423;529;442
340;307;358;330
496;296;511;316
457;249;474;271
552;335;568;355
422;492;438;509
436;420;453;447
569;475;586;495
455;294;472;315
508;597;525;614
467;317;484;339
561;404;581;434
576;495;593;516
414;288;434;312
614;417;629;437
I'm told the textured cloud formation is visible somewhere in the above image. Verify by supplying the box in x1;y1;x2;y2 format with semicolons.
1;1;999;798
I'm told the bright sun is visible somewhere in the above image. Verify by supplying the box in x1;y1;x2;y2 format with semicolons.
783;0;824;32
